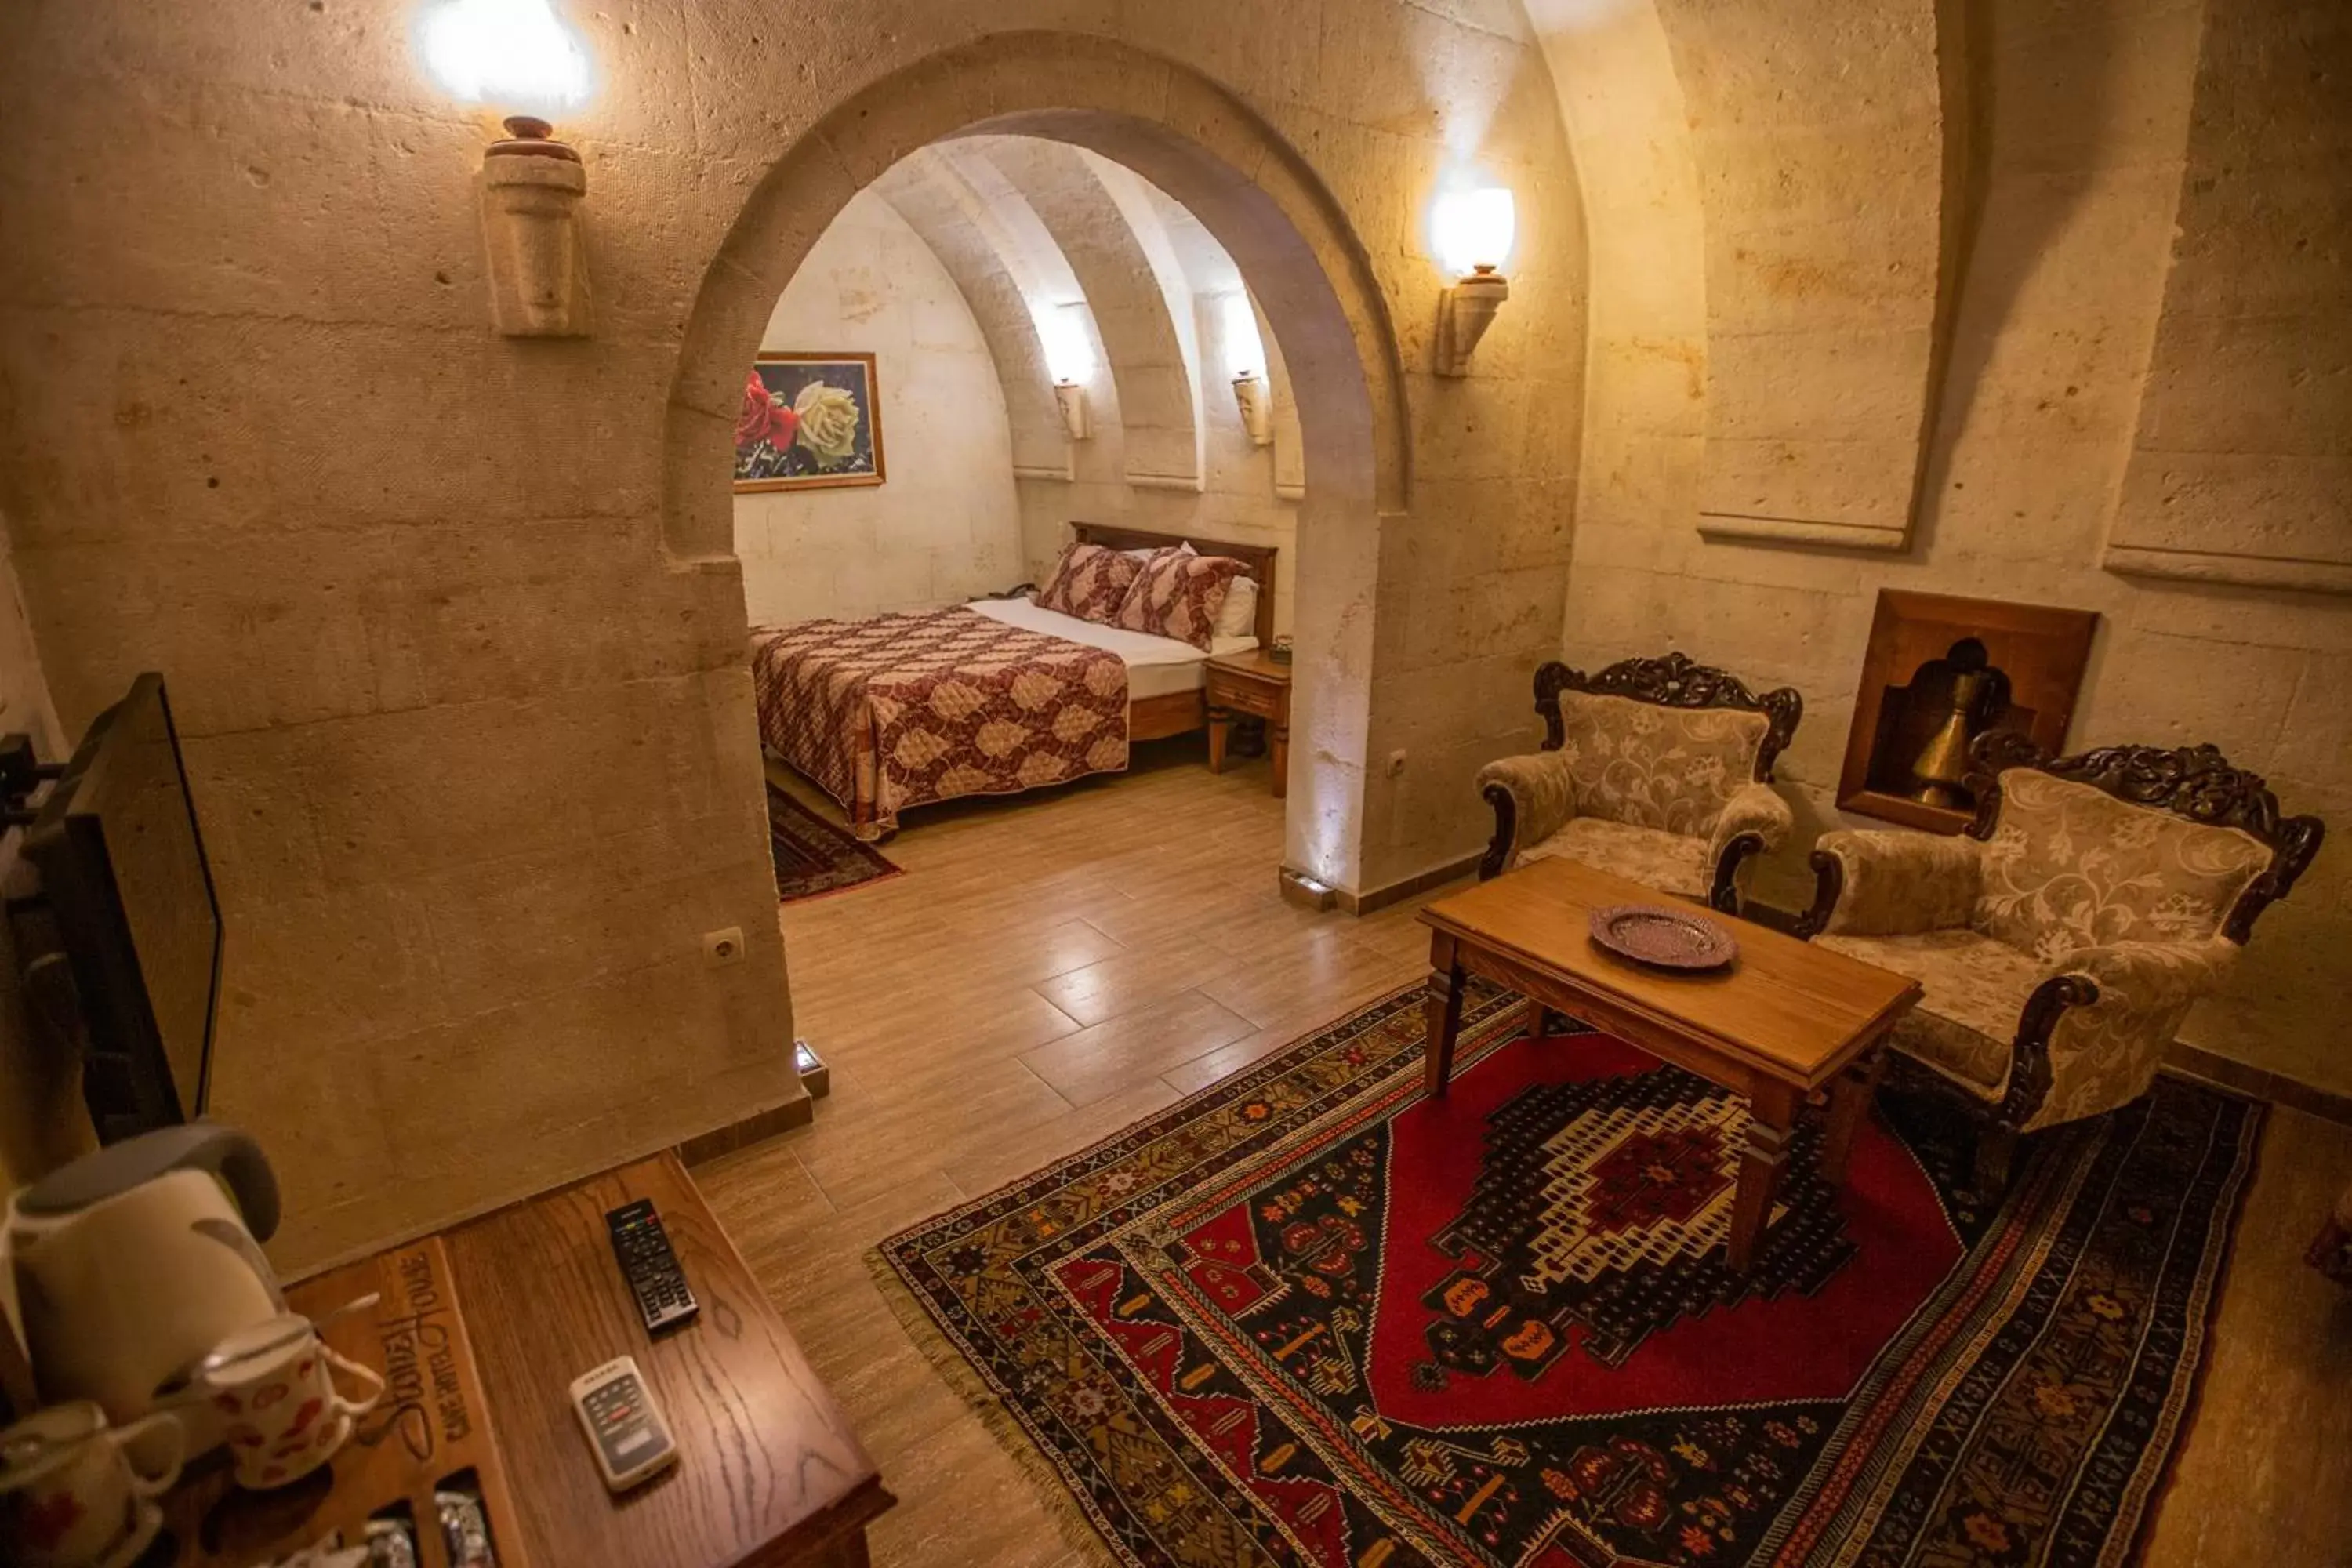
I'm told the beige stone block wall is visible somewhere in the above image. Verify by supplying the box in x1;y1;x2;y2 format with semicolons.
1551;0;2352;1095
2104;0;2352;593
0;2;1585;1265
732;190;1025;626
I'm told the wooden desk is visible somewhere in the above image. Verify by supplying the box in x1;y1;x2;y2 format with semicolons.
445;1156;891;1567
1204;650;1290;798
1418;858;1920;1273
172;1155;891;1567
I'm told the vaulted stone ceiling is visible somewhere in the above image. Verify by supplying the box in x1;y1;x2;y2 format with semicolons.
826;134;1309;502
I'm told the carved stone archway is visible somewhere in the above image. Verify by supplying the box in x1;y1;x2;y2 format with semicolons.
662;31;1412;890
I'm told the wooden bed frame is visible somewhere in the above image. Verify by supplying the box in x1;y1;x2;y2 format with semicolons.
1068;523;1280;742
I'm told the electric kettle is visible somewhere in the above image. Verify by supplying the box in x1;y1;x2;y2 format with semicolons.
1;1125;283;1443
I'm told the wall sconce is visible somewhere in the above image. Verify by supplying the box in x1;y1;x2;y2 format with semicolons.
1231;373;1275;447
1034;302;1097;442
1221;293;1274;446
1431;183;1515;377
418;0;596;338
1054;381;1093;441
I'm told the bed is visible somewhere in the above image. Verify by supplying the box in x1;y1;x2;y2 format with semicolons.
750;524;1278;837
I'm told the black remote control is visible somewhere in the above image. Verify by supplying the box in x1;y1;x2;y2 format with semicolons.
605;1198;699;1333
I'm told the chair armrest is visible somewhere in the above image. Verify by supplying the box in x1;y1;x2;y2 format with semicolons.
1704;783;1792;913
1800;829;1983;938
2018;938;2238;1132
1477;750;1577;878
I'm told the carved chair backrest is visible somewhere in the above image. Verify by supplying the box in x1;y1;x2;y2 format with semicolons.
1962;731;2325;948
1527;654;1803;837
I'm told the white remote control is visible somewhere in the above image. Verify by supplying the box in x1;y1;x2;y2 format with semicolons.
569;1355;678;1492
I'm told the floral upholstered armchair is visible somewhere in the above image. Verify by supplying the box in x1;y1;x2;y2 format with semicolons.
1798;733;2325;1194
1475;653;1803;913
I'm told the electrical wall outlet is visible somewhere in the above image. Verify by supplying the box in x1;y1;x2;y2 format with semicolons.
702;927;746;966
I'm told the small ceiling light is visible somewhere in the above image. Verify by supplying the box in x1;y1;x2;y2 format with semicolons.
1222;294;1274;446
417;0;597;337
1431;182;1515;377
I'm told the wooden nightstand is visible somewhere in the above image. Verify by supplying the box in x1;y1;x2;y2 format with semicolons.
1205;649;1292;797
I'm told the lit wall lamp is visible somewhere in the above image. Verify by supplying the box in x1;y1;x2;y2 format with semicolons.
1223;293;1275;447
1431;183;1515;377
418;0;597;338
1035;302;1097;442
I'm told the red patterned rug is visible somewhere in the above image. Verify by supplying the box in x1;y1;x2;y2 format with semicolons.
878;982;2260;1568
768;782;900;904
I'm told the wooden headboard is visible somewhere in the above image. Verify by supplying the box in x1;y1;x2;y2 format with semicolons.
1068;524;1279;649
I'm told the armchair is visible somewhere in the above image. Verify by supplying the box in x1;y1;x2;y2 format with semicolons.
1476;653;1803;913
1798;732;2325;1194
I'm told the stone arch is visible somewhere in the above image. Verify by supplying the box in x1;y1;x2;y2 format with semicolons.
661;31;1409;567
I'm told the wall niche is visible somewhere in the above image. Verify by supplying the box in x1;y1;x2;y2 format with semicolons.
1838;590;2100;834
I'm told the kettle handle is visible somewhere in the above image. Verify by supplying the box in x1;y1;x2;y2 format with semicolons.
14;1125;281;1243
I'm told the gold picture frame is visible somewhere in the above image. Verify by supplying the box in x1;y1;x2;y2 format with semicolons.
732;351;887;493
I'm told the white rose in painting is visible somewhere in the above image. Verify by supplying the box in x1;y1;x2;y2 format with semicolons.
793;382;862;465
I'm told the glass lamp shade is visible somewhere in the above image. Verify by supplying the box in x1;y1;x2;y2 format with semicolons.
1033;303;1097;387
1432;185;1516;278
419;0;594;115
1221;292;1269;381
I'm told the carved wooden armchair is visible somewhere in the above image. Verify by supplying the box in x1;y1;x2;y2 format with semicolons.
1798;734;2325;1194
1475;653;1803;913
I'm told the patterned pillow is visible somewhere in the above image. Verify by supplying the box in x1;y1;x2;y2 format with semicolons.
1112;550;1249;650
1036;543;1143;624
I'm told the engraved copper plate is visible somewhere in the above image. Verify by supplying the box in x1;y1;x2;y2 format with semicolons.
1587;903;1738;971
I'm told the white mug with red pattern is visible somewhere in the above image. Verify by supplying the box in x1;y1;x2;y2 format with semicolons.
0;1401;183;1568
198;1312;384;1490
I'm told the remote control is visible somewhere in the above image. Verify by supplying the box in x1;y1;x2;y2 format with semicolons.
569;1356;678;1493
605;1197;699;1333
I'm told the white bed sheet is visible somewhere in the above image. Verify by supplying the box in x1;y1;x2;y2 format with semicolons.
963;597;1258;700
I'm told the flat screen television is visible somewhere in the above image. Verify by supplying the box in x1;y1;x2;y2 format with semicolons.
20;673;222;1142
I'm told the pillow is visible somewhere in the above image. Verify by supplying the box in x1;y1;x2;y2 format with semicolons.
1214;576;1259;641
1112;550;1250;650
1035;543;1144;623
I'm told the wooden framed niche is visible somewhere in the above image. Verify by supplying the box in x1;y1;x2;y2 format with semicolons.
1838;590;2099;834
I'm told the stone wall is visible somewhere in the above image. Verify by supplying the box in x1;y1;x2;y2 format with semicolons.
1546;0;2352;1095
733;191;1025;626
0;5;1584;1267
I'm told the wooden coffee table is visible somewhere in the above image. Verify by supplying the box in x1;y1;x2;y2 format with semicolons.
1417;857;1922;1273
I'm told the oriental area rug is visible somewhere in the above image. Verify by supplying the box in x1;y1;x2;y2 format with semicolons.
767;782;901;903
877;982;2260;1568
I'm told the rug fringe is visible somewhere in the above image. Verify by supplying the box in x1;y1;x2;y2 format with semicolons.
864;1247;1127;1568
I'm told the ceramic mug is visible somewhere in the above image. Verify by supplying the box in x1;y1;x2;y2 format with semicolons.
0;1401;184;1568
199;1312;385;1490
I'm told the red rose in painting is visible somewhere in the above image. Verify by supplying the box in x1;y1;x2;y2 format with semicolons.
736;372;799;453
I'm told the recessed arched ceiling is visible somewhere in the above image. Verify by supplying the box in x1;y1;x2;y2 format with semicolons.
783;132;1311;503
872;151;1071;477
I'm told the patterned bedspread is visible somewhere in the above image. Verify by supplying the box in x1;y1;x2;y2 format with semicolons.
750;608;1131;837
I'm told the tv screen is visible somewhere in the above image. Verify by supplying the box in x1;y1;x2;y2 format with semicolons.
23;673;221;1139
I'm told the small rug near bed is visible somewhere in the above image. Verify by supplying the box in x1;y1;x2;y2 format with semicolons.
878;983;2260;1568
767;782;900;903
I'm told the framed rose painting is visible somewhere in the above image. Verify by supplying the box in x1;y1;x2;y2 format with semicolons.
734;352;887;492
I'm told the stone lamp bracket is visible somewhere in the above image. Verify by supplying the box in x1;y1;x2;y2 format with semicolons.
1232;372;1274;446
1054;380;1093;441
1435;268;1509;377
481;116;593;339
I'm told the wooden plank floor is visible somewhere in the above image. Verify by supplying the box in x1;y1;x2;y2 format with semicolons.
694;739;2352;1568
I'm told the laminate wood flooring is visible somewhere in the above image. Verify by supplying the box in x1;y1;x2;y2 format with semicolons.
694;739;2352;1568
